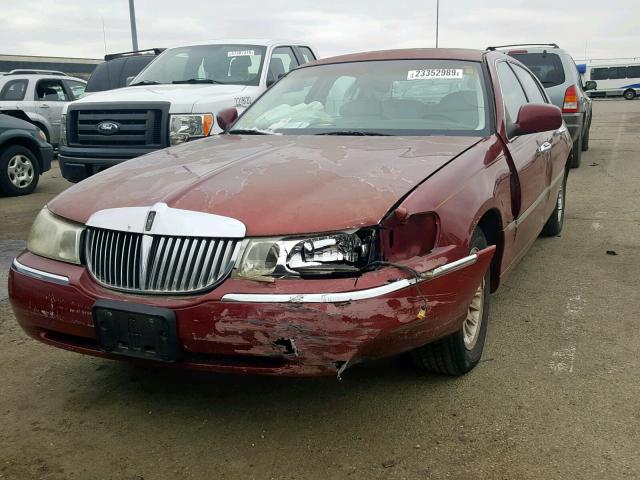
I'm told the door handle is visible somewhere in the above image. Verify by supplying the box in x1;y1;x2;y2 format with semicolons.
39;104;50;108
537;141;552;154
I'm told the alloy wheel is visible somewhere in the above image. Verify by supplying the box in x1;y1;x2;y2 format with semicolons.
7;154;34;189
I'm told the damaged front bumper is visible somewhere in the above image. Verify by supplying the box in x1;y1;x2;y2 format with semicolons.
9;245;494;377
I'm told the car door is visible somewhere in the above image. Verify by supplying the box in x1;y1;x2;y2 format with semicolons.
511;62;566;221
495;60;552;263
34;78;70;145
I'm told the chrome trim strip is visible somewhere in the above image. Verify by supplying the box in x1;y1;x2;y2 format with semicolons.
221;254;478;303
11;258;69;285
506;170;565;231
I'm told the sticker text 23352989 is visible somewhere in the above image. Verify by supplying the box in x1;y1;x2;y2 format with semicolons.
407;68;464;80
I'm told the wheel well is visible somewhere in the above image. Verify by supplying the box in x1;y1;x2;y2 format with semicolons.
477;209;503;293
0;138;42;173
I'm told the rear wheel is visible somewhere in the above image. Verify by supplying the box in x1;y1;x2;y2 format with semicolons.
0;145;40;196
541;173;567;236
570;134;582;168
581;119;590;151
411;228;490;376
623;89;636;100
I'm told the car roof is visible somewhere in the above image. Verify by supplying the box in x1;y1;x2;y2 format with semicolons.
304;48;492;67
167;38;312;49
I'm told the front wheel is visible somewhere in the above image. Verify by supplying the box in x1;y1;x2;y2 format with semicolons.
411;228;490;376
623;89;636;100
0;145;40;196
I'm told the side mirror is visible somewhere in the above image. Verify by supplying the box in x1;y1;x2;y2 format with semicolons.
216;107;238;132
584;80;597;91
126;76;135;86
514;104;562;135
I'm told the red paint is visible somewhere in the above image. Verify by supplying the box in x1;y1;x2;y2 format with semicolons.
10;48;573;376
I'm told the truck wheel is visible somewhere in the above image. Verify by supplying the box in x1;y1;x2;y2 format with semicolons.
570;134;582;168
623;89;636;100
0;145;40;196
541;173;567;237
411;228;490;376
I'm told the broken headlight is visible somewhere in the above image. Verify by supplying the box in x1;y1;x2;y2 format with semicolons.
234;230;375;279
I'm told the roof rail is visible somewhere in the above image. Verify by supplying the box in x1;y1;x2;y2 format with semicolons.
486;43;560;51
104;48;165;62
7;69;68;76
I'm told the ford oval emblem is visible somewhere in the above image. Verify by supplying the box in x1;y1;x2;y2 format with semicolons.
97;121;120;135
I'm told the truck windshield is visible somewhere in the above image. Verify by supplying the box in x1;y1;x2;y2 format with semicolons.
133;44;267;87
232;59;490;136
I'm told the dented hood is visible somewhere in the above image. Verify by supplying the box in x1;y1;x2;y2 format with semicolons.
49;135;481;236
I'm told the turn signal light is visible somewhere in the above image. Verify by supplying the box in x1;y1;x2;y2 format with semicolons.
562;85;579;113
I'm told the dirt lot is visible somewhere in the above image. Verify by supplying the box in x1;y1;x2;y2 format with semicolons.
1;100;639;480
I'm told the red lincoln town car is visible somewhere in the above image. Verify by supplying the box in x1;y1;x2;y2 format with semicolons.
9;48;572;378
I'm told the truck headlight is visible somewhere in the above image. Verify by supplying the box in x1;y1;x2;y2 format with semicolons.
59;114;67;146
27;208;84;264
234;230;375;279
169;114;214;145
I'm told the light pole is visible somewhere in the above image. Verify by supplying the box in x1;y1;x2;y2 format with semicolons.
129;0;139;52
435;0;440;48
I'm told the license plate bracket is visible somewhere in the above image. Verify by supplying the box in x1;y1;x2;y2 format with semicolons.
92;300;179;362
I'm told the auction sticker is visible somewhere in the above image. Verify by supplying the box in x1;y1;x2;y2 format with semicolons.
407;68;464;80
228;50;255;57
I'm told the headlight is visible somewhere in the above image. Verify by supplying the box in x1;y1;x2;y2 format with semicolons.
234;230;375;279
59;114;66;146
27;208;84;264
169;114;214;145
37;128;47;143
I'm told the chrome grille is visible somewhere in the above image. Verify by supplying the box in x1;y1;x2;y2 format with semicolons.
85;228;239;294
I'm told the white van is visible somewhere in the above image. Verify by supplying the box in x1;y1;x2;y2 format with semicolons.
581;59;640;100
59;39;317;182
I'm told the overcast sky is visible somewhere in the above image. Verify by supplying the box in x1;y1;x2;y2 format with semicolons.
1;0;639;61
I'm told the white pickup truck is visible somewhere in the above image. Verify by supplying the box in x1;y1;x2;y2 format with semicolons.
59;39;317;182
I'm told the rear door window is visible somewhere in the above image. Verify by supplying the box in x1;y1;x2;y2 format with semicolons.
510;52;566;87
511;64;547;103
35;79;69;101
0;79;28;100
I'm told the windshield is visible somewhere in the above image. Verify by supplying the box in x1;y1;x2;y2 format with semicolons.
133;44;266;86
232;59;490;136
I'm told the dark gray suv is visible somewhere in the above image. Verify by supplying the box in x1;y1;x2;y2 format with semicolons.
490;43;592;168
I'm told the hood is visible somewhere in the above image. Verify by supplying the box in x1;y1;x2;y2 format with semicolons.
49;135;481;236
72;83;249;113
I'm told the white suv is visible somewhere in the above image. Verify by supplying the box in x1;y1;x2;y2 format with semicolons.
59;39;317;182
0;70;87;146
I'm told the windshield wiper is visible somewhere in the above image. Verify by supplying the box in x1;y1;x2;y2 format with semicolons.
227;128;274;135
130;80;162;86
172;78;225;85
315;130;391;136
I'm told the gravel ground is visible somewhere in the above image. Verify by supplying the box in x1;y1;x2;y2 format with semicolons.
0;99;638;479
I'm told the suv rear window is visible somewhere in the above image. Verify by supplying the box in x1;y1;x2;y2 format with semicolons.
510;53;566;88
0;79;28;100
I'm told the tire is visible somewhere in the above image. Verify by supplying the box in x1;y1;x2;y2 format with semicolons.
411;228;491;376
570;134;582;168
623;89;636;100
0;144;40;196
581;119;590;152
541;173;567;237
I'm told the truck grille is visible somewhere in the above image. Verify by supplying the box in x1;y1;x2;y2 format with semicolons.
85;228;240;294
68;106;167;148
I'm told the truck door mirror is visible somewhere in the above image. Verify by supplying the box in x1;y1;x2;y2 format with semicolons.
216;107;238;132
584;80;597;91
126;76;135;86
